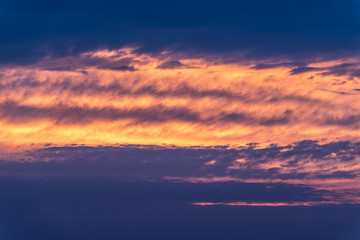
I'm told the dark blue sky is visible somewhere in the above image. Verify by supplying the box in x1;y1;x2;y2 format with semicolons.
0;177;359;240
1;0;360;64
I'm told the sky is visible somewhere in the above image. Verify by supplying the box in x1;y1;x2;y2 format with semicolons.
1;0;360;239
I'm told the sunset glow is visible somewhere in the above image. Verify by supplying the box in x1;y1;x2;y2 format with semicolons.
2;0;360;239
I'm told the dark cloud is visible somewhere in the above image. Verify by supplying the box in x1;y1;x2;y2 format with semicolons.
290;67;322;75
157;60;185;69
320;63;360;78
31;54;137;72
0;100;295;126
1;141;358;180
0;101;201;124
0;74;323;106
99;65;136;71
290;62;360;78
219;112;291;126
324;114;360;126
252;62;306;70
316;171;358;179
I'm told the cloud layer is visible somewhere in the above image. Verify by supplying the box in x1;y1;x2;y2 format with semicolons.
0;48;359;205
1;141;360;204
1;48;360;147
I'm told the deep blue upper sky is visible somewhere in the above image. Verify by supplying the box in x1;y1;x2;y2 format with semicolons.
1;0;360;63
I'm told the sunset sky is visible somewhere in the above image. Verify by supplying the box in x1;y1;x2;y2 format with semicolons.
1;0;360;239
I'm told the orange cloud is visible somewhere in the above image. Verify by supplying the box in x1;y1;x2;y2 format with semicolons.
1;48;360;149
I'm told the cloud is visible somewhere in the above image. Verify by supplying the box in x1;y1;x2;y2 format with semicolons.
0;101;202;124
0;100;295;126
290;66;322;75
157;60;185;69
0;141;359;204
290;62;360;78
2;141;359;181
28;50;138;72
97;65;136;71
1;48;360;147
252;62;306;70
